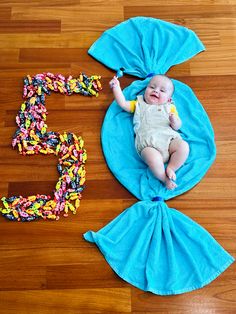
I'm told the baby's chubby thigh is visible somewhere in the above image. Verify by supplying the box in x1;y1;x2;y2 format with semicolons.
169;138;190;156
140;146;167;183
140;146;164;165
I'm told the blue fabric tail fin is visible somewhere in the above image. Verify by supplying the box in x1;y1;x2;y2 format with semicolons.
83;200;234;295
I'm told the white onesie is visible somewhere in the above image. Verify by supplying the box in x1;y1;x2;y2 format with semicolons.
131;95;182;163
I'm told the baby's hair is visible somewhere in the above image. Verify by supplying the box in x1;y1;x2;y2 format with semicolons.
151;74;175;96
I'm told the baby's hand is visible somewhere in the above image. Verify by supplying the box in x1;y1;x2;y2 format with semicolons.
109;76;120;89
169;113;177;124
169;113;182;130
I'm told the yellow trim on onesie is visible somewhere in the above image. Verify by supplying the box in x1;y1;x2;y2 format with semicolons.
130;100;137;113
170;103;179;117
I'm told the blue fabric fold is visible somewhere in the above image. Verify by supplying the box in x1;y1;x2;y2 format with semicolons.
84;201;234;295
84;17;234;295
88;17;205;77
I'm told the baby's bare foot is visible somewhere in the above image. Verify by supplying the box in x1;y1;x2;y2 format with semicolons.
166;166;176;181
165;177;177;190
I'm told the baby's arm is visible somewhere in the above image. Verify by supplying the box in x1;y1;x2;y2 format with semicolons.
169;114;182;130
109;76;132;112
168;103;182;130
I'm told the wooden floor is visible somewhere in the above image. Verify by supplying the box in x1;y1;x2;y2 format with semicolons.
0;0;236;313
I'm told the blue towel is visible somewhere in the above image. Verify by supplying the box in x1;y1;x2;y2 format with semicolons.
84;17;234;295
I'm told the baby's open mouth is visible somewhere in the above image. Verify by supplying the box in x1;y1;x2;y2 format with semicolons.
150;94;159;99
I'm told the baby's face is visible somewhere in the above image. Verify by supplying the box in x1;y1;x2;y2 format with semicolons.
144;76;173;105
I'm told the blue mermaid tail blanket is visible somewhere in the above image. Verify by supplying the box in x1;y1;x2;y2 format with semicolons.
83;17;234;295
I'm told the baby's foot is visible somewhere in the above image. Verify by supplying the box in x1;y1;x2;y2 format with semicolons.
165;177;177;190
166;166;176;181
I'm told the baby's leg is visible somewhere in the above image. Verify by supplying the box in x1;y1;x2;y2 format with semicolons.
166;139;189;180
141;147;177;190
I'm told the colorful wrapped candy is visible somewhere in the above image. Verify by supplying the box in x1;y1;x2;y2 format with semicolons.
0;72;102;221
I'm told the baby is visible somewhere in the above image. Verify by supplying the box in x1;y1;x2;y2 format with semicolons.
109;74;189;190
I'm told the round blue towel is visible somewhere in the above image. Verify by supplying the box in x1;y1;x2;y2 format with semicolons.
84;17;234;295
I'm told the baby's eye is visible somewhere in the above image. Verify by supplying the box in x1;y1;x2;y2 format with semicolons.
161;89;166;92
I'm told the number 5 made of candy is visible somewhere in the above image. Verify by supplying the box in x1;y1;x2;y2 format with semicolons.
0;72;102;222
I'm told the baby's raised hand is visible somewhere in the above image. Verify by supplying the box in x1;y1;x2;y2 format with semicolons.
109;76;120;89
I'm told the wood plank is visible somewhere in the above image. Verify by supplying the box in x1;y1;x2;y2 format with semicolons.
0;49;19;63
0;33;100;48
0;182;8;197
0;65;71;79
124;5;236;19
0;7;11;20
174;177;236;200
19;48;92;63
12;5;124;32
81;0;236;5
0;20;61;33
0;0;80;4
0;269;47;291
0;247;105;266
46;263;128;289
0;288;131;313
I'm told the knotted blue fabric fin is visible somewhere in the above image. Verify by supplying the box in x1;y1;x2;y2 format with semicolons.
84;17;234;295
84;201;233;295
88;17;205;77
